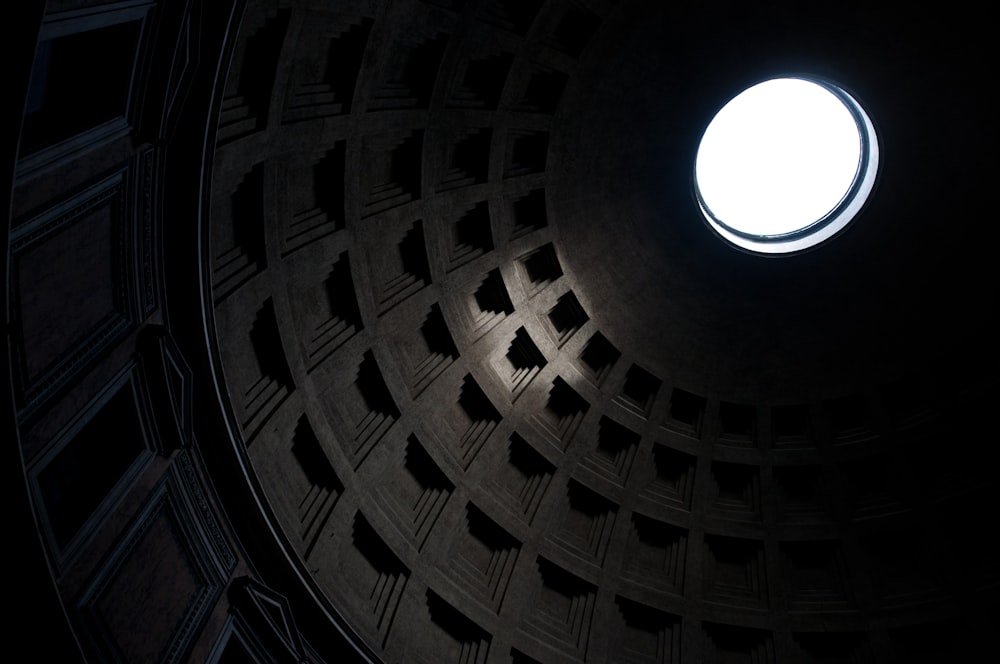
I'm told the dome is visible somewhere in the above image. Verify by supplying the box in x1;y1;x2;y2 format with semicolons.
7;1;998;662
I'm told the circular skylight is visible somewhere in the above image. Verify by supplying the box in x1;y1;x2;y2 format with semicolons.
695;77;878;254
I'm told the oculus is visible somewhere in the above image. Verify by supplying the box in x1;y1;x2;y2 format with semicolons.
695;77;878;254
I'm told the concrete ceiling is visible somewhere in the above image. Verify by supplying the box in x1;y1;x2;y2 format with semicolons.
204;0;999;661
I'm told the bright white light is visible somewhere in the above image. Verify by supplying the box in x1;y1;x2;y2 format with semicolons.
696;78;867;242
